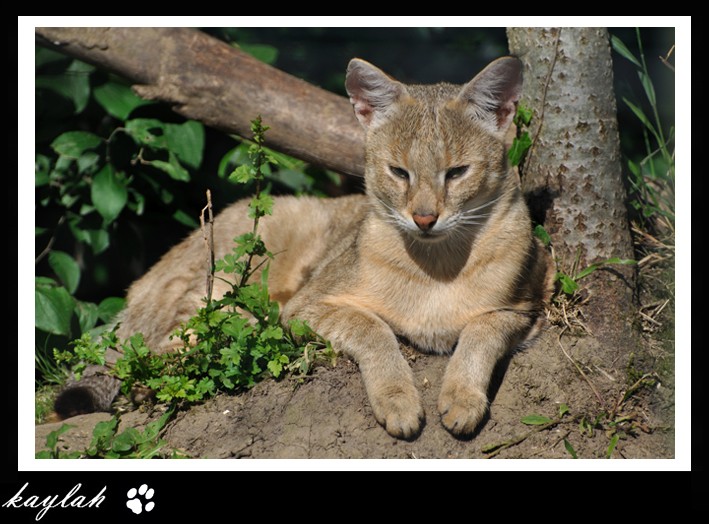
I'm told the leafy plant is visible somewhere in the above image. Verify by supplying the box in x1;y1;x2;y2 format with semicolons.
611;30;675;228
55;117;334;410
555;256;637;296
35;47;206;386
508;103;533;167
532;224;636;297
35;45;336;396
35;410;181;459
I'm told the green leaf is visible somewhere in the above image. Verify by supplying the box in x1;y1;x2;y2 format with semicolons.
514;104;533;127
221;316;253;339
45;423;74;450
90;417;119;450
218;144;251;178
112;428;140;453
606;434;620;458
556;273;578;295
35;47;69;68
35;284;75;336
172;209;199;228
229;164;253;184
533;225;551;247
269;169;313;193
91;165;128;224
508;131;532;166
93;81;151;120
238;43;279;65
574;258;637;281
151;152;190;182
36;154;51;186
36;227;47;236
98;297;125;323
249;193;273;218
35;276;57;288
165;121;205;169
260;325;284;341
35;60;93;114
563;438;578;459
559;403;570;417
610;35;642;68
637;71;657;108
521;414;553;425
77;152;101;175
627;159;641;178
51;131;102;158
86;229;110;254
263;147;305;170
68;215;112;255
267;357;285;377
75;301;99;333
125;118;168;149
48;251;80;294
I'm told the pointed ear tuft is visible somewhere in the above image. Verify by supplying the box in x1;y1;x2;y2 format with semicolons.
458;56;523;136
345;58;406;129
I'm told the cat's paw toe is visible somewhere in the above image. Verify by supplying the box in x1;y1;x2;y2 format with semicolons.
438;384;488;437
370;385;424;440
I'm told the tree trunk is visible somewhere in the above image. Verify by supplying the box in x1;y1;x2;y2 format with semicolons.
507;28;637;342
35;27;365;177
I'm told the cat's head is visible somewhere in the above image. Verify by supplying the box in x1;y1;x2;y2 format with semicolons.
345;56;522;242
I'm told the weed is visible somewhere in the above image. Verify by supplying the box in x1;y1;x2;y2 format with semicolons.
36;409;183;459
611;30;674;232
54;117;333;410
508;104;533;167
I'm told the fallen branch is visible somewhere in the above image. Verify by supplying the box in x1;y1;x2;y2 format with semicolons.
35;27;365;177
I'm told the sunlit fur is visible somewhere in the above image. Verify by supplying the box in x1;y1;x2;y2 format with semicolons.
58;57;552;440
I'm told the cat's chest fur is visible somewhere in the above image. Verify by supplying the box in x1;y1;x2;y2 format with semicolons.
337;216;516;354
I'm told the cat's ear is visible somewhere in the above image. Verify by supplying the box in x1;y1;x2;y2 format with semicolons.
345;58;407;129
457;56;523;137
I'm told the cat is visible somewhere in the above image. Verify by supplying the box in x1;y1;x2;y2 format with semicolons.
54;56;552;439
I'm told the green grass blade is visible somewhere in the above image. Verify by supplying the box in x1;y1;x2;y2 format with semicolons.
610;35;641;68
638;71;657;108
574;258;636;281
563;438;578;459
606;434;620;458
623;97;660;143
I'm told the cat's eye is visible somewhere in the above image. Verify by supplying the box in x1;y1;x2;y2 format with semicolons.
389;166;410;180
445;166;469;181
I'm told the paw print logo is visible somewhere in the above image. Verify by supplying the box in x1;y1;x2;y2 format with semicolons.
126;484;155;515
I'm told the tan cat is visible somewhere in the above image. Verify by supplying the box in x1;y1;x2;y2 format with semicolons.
55;57;552;439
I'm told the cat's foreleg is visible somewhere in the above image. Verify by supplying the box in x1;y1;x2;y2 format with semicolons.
438;310;532;436
284;302;424;439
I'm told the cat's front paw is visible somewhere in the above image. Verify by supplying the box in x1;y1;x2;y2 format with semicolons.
438;381;488;437
368;384;424;440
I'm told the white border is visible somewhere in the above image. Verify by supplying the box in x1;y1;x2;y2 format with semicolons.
21;16;690;471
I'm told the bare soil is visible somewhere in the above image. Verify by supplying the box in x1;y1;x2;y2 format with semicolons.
36;322;675;460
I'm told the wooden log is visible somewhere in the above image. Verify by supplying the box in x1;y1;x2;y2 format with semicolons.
35;27;366;177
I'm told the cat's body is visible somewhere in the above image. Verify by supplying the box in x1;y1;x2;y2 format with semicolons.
55;57;552;439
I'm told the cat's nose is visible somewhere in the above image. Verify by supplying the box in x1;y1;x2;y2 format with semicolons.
412;213;438;231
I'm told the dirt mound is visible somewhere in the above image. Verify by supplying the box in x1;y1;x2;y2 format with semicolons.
37;326;674;459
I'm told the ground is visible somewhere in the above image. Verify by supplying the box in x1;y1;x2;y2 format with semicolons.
35;320;675;460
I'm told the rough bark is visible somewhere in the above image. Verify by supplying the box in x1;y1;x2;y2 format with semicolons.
35;27;365;177
507;28;637;340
